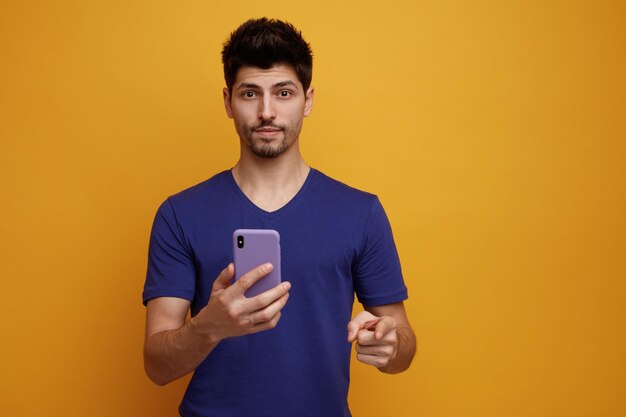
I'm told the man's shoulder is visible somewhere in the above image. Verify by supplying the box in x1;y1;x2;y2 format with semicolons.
167;170;231;205
311;169;379;206
153;170;233;221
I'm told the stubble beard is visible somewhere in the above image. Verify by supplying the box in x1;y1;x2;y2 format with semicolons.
241;121;300;159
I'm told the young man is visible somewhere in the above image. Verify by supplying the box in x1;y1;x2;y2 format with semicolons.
143;18;416;417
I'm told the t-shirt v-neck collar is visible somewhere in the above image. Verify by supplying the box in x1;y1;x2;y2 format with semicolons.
227;168;317;218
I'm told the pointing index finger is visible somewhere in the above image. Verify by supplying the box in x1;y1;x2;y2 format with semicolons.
347;312;378;343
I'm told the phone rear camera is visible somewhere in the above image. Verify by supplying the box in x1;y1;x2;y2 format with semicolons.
237;235;244;249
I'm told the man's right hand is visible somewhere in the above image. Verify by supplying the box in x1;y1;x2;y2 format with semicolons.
144;263;290;385
189;263;291;344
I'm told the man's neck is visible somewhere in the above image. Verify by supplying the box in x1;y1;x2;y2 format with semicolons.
231;145;310;213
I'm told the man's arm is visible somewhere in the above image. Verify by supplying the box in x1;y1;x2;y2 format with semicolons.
144;263;291;385
347;302;416;374
144;297;215;386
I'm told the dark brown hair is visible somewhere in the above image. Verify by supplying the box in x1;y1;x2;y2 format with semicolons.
222;18;313;93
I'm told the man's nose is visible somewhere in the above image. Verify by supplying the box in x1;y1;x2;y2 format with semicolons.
258;96;276;120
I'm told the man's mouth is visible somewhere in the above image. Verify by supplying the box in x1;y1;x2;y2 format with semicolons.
255;127;282;132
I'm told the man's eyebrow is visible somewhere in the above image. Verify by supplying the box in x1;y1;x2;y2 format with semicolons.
273;81;299;89
235;81;299;90
236;82;261;90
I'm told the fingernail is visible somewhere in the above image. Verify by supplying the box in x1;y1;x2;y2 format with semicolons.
264;263;273;271
283;282;291;290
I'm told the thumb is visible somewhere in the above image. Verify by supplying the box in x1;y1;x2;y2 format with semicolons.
212;263;234;291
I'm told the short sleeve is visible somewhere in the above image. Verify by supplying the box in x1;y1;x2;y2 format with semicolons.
142;198;196;305
353;197;408;306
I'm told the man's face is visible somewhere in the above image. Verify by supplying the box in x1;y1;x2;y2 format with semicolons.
224;64;314;159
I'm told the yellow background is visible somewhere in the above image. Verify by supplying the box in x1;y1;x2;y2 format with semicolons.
1;1;625;416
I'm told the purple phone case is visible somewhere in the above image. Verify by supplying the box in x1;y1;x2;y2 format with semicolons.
233;229;281;298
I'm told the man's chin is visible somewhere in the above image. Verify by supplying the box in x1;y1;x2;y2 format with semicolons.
251;147;286;159
248;138;289;159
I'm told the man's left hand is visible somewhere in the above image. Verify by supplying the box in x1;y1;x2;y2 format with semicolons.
347;311;398;369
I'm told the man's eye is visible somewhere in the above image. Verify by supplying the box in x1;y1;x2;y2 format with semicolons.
243;91;256;98
278;90;292;97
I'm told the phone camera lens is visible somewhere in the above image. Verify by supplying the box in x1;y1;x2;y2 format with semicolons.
237;235;244;249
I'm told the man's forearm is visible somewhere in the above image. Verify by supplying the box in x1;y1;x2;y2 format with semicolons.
380;324;416;374
144;318;219;386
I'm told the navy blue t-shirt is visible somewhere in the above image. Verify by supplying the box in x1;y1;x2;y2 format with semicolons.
143;168;408;417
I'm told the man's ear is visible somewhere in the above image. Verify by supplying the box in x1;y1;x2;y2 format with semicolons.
223;87;234;118
304;87;314;117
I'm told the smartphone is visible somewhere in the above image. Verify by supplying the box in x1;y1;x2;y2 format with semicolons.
232;229;281;298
